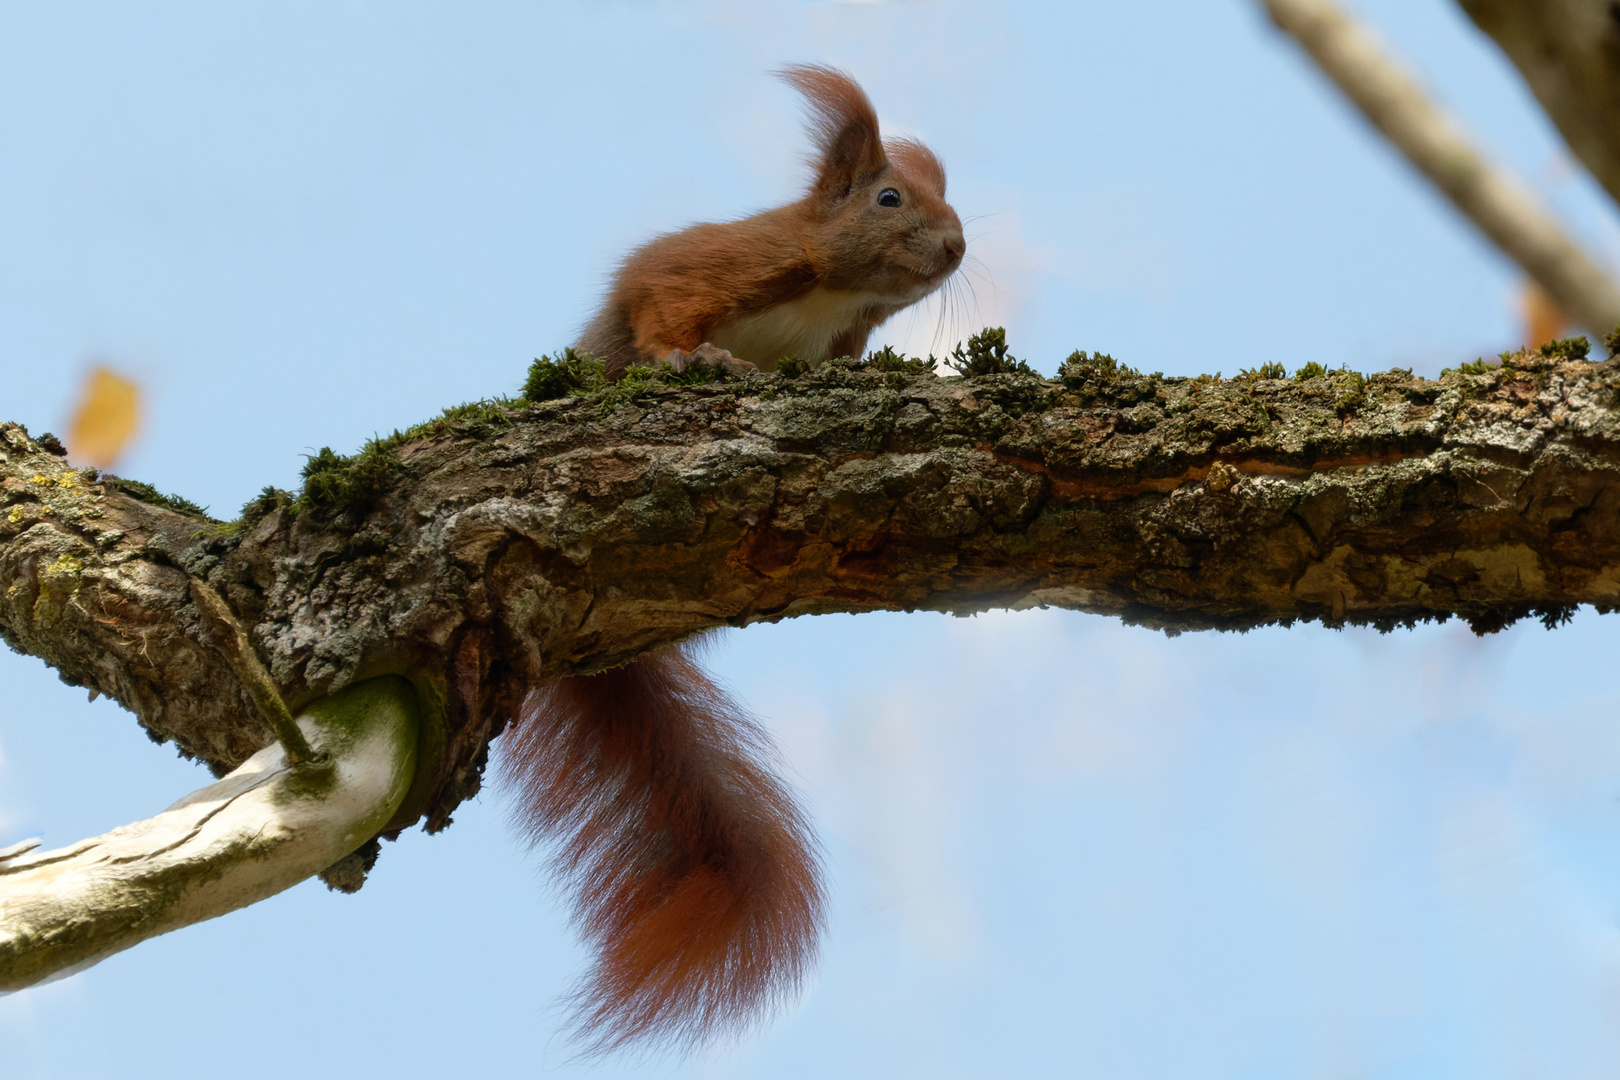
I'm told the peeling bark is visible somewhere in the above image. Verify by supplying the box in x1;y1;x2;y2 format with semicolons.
0;677;418;990
5;352;1620;835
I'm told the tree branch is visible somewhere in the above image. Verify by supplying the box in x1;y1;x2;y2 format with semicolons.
0;676;418;990
188;577;317;765
5;351;1620;835
1459;0;1620;209
1261;0;1620;336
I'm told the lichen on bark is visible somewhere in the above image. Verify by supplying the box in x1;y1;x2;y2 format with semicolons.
5;341;1620;837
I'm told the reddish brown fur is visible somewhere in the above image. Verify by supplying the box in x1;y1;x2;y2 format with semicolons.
884;137;948;198
499;645;824;1053
512;66;961;1055
578;65;964;375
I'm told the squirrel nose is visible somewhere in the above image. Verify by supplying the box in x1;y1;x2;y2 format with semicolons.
942;229;965;261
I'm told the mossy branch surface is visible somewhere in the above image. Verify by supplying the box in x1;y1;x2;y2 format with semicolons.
6;337;1620;833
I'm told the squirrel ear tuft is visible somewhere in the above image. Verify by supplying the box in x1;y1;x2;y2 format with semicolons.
777;64;887;204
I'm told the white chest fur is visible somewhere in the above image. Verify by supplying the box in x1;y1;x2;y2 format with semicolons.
708;287;889;366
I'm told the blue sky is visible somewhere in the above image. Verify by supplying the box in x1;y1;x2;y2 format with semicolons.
5;2;1620;1077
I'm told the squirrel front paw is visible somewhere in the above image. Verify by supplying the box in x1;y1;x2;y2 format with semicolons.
660;343;758;376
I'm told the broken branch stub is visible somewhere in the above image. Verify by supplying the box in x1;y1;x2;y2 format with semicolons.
0;676;420;991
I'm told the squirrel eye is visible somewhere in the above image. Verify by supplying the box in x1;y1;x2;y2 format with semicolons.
877;188;902;208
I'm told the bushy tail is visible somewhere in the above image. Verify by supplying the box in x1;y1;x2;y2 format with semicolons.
498;644;825;1054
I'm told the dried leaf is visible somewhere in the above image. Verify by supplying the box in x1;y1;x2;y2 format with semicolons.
67;367;141;468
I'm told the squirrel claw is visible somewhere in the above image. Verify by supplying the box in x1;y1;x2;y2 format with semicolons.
661;343;757;377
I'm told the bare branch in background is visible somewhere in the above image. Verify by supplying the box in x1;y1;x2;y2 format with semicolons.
1459;0;1620;210
1260;0;1620;337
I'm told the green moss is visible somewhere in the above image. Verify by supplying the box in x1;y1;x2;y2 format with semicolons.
590;361;719;413
520;347;730;412
1537;335;1590;362
596;363;668;410
297;440;404;519
819;354;867;373
949;327;1033;377
103;477;212;519
1331;367;1367;412
666;364;723;388
1058;349;1137;385
1293;362;1327;381
521;348;604;402
1538;604;1577;629
393;397;519;444
434;398;517;427
777;355;814;377
241;486;294;525
1235;362;1286;381
1605;325;1620;358
195;519;247;540
192;485;296;540
294;399;529;521
864;345;938;376
1442;358;1497;377
287;342;794;520
1467;603;1578;635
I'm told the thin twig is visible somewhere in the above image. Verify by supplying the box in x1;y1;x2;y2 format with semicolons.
1260;0;1620;336
189;578;319;765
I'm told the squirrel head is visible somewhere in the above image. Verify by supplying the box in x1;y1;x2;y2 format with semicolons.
778;65;965;304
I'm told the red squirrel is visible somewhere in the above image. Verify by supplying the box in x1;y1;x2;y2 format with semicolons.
498;65;965;1053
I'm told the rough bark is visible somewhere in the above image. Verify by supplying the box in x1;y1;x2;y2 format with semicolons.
5;351;1620;836
1460;0;1620;209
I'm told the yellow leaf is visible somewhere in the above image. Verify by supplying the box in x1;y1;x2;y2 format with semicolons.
67;367;141;468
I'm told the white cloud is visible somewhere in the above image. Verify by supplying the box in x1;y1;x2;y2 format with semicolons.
833;694;983;963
